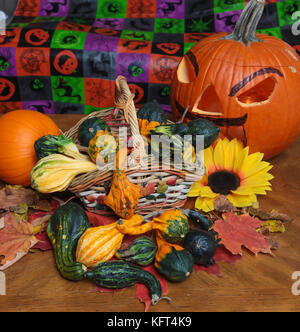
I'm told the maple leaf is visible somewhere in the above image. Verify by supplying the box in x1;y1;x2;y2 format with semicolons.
0;213;38;270
212;212;273;256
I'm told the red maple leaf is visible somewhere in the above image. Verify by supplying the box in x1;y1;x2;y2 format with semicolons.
212;212;273;256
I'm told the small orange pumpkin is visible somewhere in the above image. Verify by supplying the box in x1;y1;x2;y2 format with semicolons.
171;0;300;159
0;110;60;186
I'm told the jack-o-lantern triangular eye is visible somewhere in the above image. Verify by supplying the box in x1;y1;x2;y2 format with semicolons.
237;76;277;105
177;51;198;83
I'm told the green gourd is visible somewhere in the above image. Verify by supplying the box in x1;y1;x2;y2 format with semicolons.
115;236;157;266
78;117;110;147
154;232;194;282
85;261;171;306
47;202;91;281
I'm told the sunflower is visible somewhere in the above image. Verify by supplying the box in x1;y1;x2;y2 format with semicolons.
188;138;273;212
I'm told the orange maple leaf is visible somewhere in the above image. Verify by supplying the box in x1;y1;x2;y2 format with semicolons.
0;213;38;270
212;212;273;256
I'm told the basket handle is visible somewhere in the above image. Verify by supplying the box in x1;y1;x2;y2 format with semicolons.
114;76;146;164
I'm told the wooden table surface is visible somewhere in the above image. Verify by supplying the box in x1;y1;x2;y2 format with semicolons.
1;114;300;312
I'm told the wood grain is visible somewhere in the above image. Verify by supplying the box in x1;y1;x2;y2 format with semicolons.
0;114;300;312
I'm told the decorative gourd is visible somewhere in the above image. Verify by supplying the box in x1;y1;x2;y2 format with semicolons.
78;117;110;147
34;134;88;160
104;148;142;219
31;154;98;193
154;232;194;282
115;236;157;266
46;202;91;281
76;214;145;268
85;261;171;306
0;110;60;186
181;209;214;231
170;0;300;159
116;209;189;244
183;229;221;267
137;100;167;137
88;129;119;164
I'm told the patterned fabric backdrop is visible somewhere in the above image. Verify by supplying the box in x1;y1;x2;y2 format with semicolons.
0;0;299;115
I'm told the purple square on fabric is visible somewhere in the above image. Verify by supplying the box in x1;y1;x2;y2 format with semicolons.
93;18;125;30
39;0;70;17
85;33;119;52
156;0;185;19
214;10;242;33
22;101;55;114
115;53;150;83
0;47;17;77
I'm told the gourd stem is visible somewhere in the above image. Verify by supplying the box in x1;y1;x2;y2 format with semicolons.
222;0;265;44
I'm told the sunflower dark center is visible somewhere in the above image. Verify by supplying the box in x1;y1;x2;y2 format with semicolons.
208;171;240;195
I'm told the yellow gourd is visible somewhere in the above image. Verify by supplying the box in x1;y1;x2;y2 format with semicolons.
76;214;144;268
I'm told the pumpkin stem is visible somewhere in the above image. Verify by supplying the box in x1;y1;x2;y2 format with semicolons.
222;0;265;45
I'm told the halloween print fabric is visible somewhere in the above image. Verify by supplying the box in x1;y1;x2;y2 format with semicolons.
0;0;299;115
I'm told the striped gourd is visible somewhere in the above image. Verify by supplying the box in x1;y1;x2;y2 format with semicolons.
85;261;171;306
46;202;90;281
76;214;145;268
115;236;157;266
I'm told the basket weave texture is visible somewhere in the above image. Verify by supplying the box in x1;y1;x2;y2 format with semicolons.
64;76;204;216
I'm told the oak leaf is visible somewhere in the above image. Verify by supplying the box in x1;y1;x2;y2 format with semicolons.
0;213;38;270
212;212;273;256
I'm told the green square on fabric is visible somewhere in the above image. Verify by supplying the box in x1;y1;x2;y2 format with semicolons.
256;27;283;39
121;30;154;41
51;76;84;104
84;105;106;115
184;42;196;54
214;0;244;14
154;18;185;34
51;30;87;50
96;0;127;18
277;0;300;26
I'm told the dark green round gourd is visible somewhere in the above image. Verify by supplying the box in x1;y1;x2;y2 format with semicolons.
155;247;194;282
86;261;171;305
47;202;91;281
186;118;220;149
183;229;220;267
137;100;167;124
115;236;157;266
183;209;214;231
78;117;110;147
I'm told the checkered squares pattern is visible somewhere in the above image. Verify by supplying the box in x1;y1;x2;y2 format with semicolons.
0;0;299;115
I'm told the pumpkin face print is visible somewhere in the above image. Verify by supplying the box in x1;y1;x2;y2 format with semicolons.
54;50;78;75
171;0;300;160
25;29;50;46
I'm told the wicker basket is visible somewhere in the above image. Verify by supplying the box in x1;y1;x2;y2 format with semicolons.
64;76;204;216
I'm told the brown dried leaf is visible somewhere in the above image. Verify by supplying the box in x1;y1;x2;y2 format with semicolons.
0;213;38;270
249;207;293;223
214;195;237;213
0;186;39;210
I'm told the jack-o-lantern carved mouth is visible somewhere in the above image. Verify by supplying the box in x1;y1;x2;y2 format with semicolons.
175;99;248;127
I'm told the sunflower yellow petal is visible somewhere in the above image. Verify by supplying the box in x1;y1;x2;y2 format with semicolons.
188;181;204;197
232;146;249;173
199;185;218;198
227;193;257;208
213;138;227;170
204;146;217;174
195;196;216;212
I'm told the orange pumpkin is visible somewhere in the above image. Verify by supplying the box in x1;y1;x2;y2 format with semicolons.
0;110;61;186
170;0;300;160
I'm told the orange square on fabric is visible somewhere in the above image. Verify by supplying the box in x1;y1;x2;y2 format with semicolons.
126;0;156;18
149;54;181;85
118;39;152;54
84;78;115;108
16;48;50;76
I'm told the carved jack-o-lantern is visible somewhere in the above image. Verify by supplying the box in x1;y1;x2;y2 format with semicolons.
171;0;300;160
